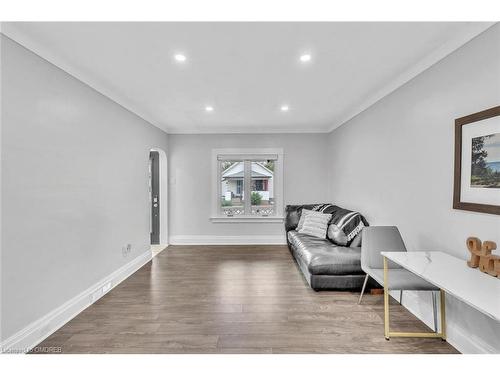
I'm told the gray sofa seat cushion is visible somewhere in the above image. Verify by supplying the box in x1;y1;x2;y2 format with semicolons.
287;231;363;276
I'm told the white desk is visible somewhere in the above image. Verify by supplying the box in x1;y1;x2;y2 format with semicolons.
381;251;500;322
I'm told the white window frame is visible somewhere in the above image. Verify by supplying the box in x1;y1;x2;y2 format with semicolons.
210;148;284;223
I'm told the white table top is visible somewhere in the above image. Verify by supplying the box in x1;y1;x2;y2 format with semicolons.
381;251;500;321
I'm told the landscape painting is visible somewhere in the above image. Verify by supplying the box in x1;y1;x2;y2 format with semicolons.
471;132;500;188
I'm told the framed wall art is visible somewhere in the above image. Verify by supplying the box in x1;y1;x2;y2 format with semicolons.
453;106;500;215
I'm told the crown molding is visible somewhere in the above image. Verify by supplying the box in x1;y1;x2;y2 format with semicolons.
2;22;496;135
1;26;330;135
164;126;329;134
327;22;496;133
0;25;164;133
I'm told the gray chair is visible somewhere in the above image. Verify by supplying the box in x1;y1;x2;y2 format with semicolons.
358;226;441;334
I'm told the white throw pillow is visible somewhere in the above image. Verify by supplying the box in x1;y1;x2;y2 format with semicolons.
298;212;332;239
296;209;313;231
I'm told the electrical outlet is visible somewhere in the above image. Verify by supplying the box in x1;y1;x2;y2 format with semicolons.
102;282;112;294
122;244;132;257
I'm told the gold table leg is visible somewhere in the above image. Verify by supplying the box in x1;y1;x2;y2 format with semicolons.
440;288;447;341
383;255;446;340
383;257;390;340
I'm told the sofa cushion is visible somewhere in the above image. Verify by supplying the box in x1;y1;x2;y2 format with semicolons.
285;204;331;232
314;204;367;246
287;230;363;276
327;223;349;246
298;211;331;238
296;208;313;231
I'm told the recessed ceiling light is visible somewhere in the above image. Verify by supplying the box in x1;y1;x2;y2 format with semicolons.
174;54;187;62
205;105;214;112
280;105;289;112
299;54;312;63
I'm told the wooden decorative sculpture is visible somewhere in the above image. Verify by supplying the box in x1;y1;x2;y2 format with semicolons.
466;237;499;278
494;257;500;278
466;237;482;268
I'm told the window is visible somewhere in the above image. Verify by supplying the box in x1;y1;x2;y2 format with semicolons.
211;149;284;222
253;179;265;192
236;179;243;196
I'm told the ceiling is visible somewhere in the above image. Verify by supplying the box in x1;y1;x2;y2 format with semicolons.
2;22;494;134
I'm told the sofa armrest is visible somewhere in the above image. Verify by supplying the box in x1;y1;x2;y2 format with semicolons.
285;205;302;232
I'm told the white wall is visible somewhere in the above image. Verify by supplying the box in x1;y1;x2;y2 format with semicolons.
168;134;329;243
0;35;168;342
327;24;500;353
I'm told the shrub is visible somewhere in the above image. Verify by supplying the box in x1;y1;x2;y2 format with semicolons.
251;191;262;205
221;199;232;207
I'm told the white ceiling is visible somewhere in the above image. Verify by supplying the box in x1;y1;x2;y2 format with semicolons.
2;22;494;134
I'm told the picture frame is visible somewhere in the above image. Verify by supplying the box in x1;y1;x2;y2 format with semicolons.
453;105;500;215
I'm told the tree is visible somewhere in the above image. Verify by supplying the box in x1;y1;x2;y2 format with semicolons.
262;161;274;172
471;135;490;176
251;191;262;205
221;161;236;171
470;134;500;188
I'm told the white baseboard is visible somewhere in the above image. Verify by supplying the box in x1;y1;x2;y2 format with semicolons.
169;235;286;245
398;290;497;354
0;251;152;354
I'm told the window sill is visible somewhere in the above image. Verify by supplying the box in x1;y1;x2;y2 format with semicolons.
210;216;284;223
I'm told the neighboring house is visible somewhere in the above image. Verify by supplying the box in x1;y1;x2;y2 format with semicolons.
221;162;274;203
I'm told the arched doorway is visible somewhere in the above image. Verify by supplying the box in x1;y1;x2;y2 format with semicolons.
149;148;168;256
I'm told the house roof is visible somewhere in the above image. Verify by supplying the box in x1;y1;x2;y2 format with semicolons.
222;162;273;179
224;171;269;178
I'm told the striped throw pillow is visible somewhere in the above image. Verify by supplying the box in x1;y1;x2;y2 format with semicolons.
296;209;313;231
298;212;332;239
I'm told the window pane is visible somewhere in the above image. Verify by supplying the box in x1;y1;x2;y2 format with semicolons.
251;161;274;216
220;160;245;216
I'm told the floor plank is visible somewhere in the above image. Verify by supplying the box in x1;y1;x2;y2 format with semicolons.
32;245;458;354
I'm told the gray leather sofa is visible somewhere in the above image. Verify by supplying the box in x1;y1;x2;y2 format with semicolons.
285;204;371;290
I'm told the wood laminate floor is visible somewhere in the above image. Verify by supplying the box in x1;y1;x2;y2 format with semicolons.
34;245;458;354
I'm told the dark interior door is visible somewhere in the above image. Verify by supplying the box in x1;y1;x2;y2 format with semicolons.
150;151;160;244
